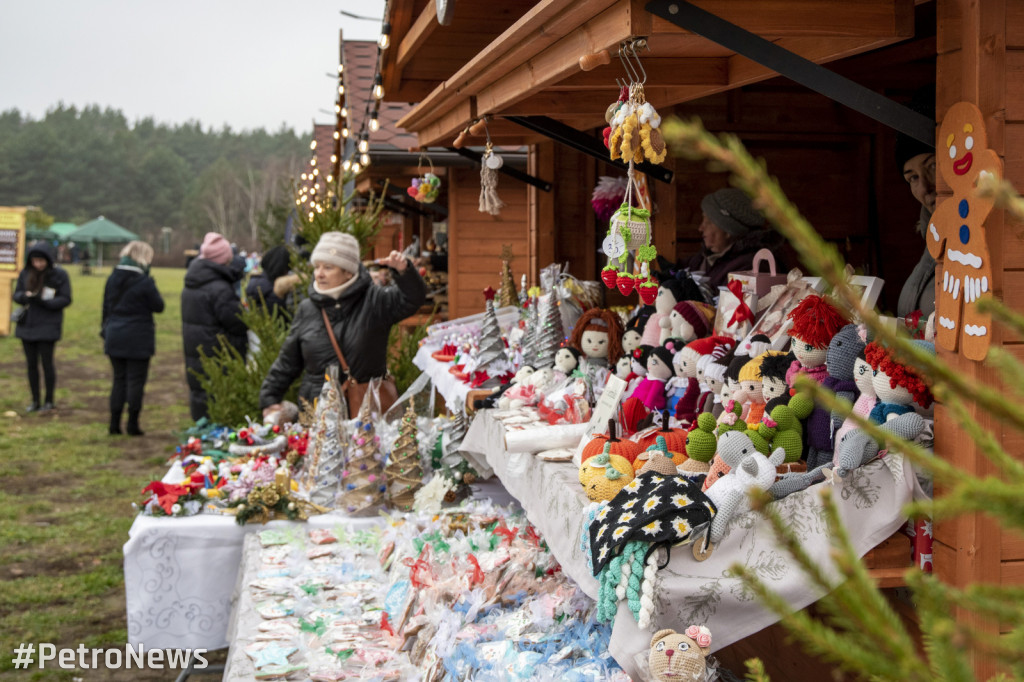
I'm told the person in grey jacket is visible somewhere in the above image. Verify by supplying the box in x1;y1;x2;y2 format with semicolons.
260;232;426;417
12;241;73;413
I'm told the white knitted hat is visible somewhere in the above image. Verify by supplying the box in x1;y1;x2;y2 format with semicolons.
310;232;360;273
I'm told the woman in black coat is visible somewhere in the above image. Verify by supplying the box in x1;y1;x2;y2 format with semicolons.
12;242;73;413
180;232;247;421
103;241;165;435
245;245;293;318
260;232;426;418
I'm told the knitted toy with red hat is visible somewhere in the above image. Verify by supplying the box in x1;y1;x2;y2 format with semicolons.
662;300;715;345
669;335;735;423
784;294;850;390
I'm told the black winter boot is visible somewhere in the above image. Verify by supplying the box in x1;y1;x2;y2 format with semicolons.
109;411;123;435
126;410;144;436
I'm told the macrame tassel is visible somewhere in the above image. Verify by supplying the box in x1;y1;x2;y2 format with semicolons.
479;156;505;216
637;550;659;629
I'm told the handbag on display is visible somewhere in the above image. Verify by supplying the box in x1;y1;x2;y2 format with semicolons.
321;309;398;419
727;248;789;298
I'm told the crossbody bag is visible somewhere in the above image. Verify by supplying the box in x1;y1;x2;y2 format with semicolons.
321;308;398;418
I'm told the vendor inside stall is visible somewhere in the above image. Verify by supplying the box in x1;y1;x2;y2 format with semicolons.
682;188;783;289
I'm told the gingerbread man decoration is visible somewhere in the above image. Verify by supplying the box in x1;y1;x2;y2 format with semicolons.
927;101;1002;360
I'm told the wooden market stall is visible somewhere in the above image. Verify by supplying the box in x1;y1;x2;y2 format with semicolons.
380;0;1022;678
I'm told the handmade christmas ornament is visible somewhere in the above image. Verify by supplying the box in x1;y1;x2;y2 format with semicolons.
578;441;636;502
407;157;441;204
340;406;386;516
533;293;565;370
649;627;712;682
569;307;624;369
385;404;423;511
927;101;1001;360
478;141;505;216
785;294;850;389
307;368;347;507
471;288;510;377
520;295;540;368
581;419;642;465
866;341;935;424
496;244;518;308
804;323;865;469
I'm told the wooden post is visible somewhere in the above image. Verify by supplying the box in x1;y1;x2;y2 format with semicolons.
934;0;1009;678
528;141;557;284
0;207;27;337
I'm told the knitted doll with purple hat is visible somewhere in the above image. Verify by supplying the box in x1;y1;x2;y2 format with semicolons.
663;300;715;345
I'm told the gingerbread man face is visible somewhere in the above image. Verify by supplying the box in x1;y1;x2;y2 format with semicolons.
928;101;1002;360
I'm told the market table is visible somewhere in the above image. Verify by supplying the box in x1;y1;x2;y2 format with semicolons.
412;344;473;414
123;480;514;651
475;409;919;679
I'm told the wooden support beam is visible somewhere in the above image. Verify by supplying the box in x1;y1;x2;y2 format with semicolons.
502;86;711;116
396;1;439;74
382;0;416;95
651;0;914;39
556;56;729;89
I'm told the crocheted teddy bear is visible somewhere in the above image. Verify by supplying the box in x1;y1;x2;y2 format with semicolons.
649;626;712;682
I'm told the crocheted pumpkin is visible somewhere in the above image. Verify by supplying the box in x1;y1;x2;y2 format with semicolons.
636;409;688;455
649;626;711;682
581;419;642;465
579;442;635;502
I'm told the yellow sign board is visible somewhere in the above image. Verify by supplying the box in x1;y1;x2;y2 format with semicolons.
0;207;27;272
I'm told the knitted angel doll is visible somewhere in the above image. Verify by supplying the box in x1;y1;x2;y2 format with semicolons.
784;294;850;391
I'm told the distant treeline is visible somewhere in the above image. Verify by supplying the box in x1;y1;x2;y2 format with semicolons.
0;104;307;249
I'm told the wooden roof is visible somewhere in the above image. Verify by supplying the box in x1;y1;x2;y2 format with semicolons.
381;0;916;147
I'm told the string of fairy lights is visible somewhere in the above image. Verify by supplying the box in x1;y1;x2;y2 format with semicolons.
295;2;391;221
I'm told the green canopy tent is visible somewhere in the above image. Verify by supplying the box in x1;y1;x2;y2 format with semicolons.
25;226;58;241
67;216;140;267
49;222;79;240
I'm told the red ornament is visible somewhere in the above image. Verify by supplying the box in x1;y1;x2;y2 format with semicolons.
272;425;281;434
482;286;496;302
616;273;635;296
601;268;618;289
637;280;658;305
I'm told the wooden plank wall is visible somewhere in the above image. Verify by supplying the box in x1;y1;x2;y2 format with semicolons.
446;166;530;318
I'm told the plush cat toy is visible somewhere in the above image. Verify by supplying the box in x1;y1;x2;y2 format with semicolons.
649;626;712;682
784;294;850;391
804;323;865;469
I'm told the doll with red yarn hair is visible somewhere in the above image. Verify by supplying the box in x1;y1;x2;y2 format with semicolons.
569;308;624;370
784;294;850;390
865;340;934;424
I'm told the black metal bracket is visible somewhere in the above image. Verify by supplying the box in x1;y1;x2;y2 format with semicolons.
504;115;675;184
381;194;449;219
444;147;553;191
645;0;935;147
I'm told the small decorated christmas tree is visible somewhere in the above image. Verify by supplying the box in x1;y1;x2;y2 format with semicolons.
307;370;346;507
386;404;422;511
475;287;507;368
533;293;564;369
521;295;540;368
497;244;517;308
340;405;386;516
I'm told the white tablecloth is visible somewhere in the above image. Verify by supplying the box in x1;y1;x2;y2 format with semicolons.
123;512;385;650
481;410;916;679
413;345;473;414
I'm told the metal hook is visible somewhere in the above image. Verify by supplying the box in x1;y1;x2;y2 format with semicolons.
626;39;648;85
617;44;637;86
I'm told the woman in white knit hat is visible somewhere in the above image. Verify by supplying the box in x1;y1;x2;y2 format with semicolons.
259;232;426;417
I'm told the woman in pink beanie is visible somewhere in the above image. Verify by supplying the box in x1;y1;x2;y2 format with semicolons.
180;232;247;420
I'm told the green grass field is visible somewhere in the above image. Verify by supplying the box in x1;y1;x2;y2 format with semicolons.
0;267;193;681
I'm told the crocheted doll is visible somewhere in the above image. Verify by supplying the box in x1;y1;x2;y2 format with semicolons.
649;626;712;682
579;442;635;502
641;272;705;346
670;336;735;423
804;323;865;469
736;352;786;430
866;340;934;424
498;366;556;409
834;342;877;445
570;307;625;370
784;294;850;391
828;411;925;482
701;344;736;418
614;354;633;381
663;300;715;345
758;351;795;413
622;306;653;356
628;345;674;412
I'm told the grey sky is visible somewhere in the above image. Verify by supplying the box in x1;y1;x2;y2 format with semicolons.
0;0;387;135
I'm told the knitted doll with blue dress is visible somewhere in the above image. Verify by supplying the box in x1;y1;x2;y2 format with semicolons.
865;341;934;424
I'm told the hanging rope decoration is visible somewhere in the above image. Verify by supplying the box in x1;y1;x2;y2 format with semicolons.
478;121;505;215
599;40;665;303
408;152;441;203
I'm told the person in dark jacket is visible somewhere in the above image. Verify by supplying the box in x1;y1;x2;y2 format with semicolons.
103;241;165;435
181;232;248;421
12;241;73;413
683;188;783;290
260;232;427;418
245;245;293;317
